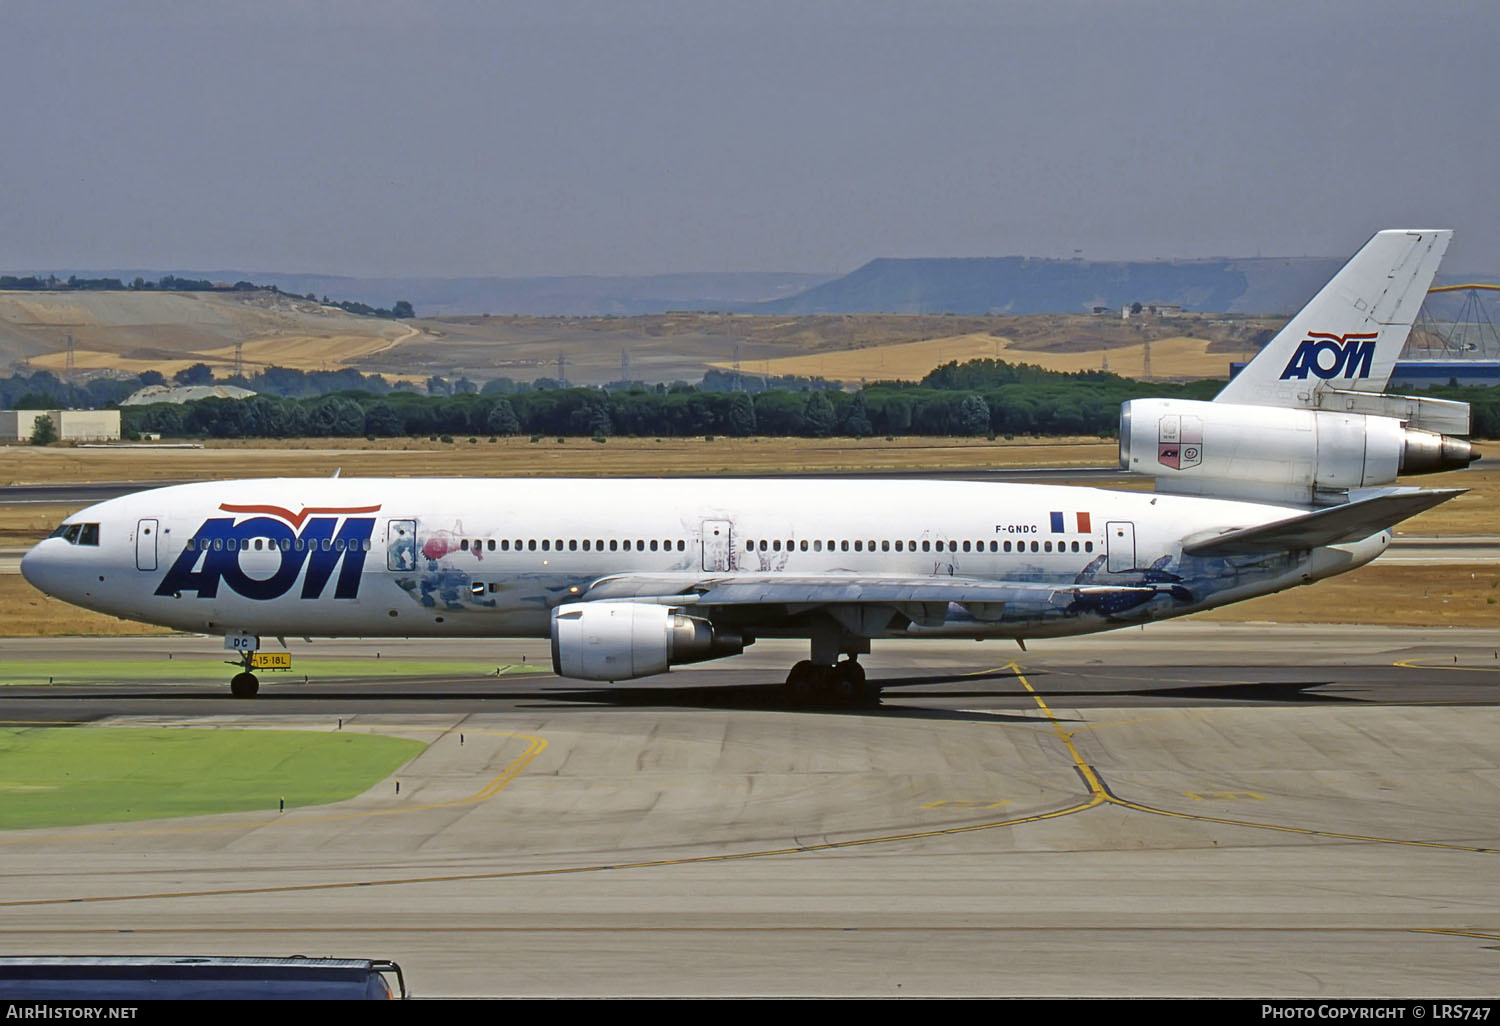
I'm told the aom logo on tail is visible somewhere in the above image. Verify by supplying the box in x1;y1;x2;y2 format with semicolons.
155;503;381;600
1279;332;1379;381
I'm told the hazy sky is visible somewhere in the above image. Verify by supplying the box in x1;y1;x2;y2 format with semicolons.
3;0;1497;276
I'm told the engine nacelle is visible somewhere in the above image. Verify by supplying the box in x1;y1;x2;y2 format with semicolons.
550;601;748;682
1120;398;1475;504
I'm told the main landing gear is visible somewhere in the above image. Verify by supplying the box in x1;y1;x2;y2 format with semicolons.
784;658;878;707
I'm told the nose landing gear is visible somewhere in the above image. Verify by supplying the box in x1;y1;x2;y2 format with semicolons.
225;634;261;698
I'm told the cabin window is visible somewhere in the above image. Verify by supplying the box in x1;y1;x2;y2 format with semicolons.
773;540;781;551
1030;541;1039;553
1004;541;1012;552
1044;541;1052;552
813;540;822;552
894;541;903;552
528;540;536;551
569;540;578;551
541;540;550;551
488;540;496;551
461;539;470;551
1085;541;1094;553
962;540;970;552
650;540;659;551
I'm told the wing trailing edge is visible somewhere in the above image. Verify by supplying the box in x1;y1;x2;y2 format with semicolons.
1181;488;1464;556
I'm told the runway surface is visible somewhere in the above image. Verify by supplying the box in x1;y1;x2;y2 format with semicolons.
1;623;1498;997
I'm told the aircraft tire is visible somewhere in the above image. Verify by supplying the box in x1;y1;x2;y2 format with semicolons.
785;661;821;703
230;672;260;698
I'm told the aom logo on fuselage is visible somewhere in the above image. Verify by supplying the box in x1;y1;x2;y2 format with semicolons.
155;503;381;601
1279;332;1379;380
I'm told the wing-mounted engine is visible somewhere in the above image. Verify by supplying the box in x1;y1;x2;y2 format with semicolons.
550;601;748;681
1119;397;1476;505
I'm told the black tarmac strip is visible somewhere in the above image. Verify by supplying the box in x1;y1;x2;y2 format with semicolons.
4;659;1496;725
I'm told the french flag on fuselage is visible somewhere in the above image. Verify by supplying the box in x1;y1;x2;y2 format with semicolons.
1049;511;1092;533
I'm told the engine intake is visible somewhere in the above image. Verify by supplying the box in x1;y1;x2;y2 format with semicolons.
550;601;748;681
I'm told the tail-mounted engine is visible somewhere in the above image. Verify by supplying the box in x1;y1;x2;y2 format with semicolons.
550;601;748;681
1120;395;1476;505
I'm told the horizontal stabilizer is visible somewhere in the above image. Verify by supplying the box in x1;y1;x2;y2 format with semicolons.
1182;488;1464;556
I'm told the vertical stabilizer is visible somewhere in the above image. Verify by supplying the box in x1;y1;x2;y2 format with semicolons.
1215;229;1451;408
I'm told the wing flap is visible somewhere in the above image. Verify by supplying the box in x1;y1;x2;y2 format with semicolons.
1181;488;1464;556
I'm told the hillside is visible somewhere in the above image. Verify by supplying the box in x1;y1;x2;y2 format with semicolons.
1;288;1278;388
0;289;425;379
751;256;1348;316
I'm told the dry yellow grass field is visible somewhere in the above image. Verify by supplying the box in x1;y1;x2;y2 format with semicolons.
712;331;1235;383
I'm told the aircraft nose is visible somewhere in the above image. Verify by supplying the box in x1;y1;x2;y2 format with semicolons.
20;540;62;596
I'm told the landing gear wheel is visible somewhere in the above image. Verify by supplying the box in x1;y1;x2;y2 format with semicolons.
831;660;866;702
785;660;821;703
230;671;259;698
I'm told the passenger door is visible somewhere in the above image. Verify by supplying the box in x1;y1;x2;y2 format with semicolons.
701;520;733;572
387;519;417;571
135;518;158;572
1106;521;1136;573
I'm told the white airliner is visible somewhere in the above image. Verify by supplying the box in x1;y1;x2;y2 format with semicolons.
21;229;1478;702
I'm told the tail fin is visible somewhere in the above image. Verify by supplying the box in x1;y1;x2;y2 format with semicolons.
1215;229;1451;408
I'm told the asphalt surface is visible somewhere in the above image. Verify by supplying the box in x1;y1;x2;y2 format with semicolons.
1;624;1498;997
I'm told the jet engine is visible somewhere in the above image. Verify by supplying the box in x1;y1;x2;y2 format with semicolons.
550;601;748;681
1119;397;1476;504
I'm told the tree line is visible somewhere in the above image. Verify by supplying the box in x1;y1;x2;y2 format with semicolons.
9;357;1496;441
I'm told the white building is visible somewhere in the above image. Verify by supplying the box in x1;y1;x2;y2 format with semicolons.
0;409;121;442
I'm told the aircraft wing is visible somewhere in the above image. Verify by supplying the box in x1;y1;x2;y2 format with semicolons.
579;572;1170;622
1181;488;1465;556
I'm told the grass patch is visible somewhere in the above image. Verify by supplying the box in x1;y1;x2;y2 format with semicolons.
0;725;426;829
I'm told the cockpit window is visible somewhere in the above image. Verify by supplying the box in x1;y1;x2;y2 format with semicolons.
49;523;100;546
